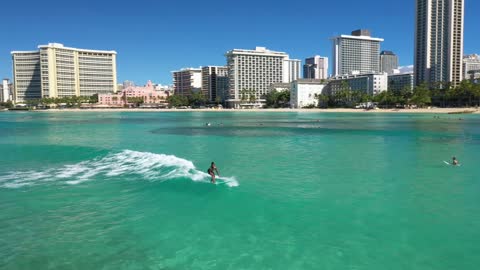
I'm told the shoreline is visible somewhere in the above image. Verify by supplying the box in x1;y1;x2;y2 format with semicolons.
14;107;480;114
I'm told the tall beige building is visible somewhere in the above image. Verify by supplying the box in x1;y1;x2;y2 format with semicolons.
225;47;300;108
12;43;117;102
414;0;464;87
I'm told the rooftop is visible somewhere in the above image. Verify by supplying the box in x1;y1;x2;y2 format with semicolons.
12;43;117;54
226;46;289;57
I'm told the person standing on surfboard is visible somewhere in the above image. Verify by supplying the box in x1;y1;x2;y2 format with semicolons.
208;162;220;183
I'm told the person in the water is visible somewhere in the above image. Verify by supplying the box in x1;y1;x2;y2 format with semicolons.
452;157;459;166
208;162;220;183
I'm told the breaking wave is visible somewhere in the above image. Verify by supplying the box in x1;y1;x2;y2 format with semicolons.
0;150;239;188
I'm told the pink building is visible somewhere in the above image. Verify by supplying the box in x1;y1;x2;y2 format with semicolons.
98;81;169;106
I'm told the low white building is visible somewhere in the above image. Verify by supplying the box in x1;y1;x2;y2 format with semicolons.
290;79;326;108
326;72;388;96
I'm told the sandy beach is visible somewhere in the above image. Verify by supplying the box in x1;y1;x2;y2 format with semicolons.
28;107;480;114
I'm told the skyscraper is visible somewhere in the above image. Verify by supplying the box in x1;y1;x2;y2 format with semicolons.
380;51;399;74
414;0;464;87
303;56;328;80
332;29;383;76
12;43;117;103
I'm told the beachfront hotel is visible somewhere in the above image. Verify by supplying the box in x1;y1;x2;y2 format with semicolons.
225;46;300;108
414;0;464;87
172;68;202;97
201;66;228;102
332;30;384;76
303;56;328;80
11;43;117;103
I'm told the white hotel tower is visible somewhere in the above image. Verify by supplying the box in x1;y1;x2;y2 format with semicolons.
332;30;383;76
225;47;300;108
12;43;117;103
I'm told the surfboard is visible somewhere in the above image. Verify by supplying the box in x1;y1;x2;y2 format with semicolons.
444;161;461;167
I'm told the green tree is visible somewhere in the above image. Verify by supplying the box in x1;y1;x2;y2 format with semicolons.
240;89;253;103
277;90;290;107
411;84;432;107
249;91;256;103
89;94;99;104
188;91;206;106
457;79;476;107
214;96;222;105
0;101;14;109
265;90;279;108
167;95;189;107
373;91;396;108
25;99;39;108
315;94;330;108
127;97;144;107
265;90;290;108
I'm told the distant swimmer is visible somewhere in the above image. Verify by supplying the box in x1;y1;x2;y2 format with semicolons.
208;162;220;183
452;157;459;166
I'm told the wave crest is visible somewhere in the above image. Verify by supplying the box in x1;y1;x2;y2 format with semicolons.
0;150;239;188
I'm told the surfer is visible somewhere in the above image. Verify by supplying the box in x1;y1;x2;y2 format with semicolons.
208;162;220;183
452;157;459;166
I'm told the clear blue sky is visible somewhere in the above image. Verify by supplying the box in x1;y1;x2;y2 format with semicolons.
2;0;479;85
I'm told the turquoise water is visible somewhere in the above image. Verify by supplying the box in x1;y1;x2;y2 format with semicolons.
1;111;480;269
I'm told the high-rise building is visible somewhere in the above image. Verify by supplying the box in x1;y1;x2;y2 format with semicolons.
225;46;299;108
201;66;228;102
1;79;11;102
332;30;383;76
11;51;41;102
380;51;399;74
414;0;464;87
463;54;480;80
172;68;202;97
303;56;328;80
12;43;117;103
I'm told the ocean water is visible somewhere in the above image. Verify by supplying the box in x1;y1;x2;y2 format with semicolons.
0;111;479;270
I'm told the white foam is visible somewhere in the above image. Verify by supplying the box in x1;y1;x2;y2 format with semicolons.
0;150;239;189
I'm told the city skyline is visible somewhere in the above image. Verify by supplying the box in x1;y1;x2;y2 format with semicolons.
1;0;479;85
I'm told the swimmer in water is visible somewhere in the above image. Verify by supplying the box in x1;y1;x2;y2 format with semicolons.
452;157;459;166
